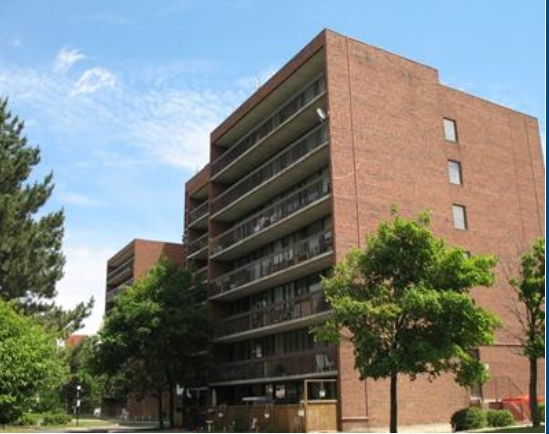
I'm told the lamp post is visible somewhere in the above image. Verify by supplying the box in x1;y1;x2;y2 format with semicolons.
75;385;82;427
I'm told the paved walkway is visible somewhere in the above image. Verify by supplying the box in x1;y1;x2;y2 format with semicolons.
358;423;452;433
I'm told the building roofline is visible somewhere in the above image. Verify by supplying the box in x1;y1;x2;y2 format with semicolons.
211;29;328;143
325;28;439;74
440;84;539;121
107;238;184;264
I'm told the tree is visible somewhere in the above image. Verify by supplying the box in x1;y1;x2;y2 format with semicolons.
60;337;104;415
315;210;501;433
90;258;210;428
0;299;67;426
509;237;545;428
0;97;93;335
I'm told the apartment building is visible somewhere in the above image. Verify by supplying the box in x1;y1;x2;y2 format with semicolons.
105;238;185;311
184;29;545;432
103;238;185;418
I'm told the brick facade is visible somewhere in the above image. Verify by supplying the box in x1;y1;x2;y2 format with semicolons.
184;29;544;431
324;29;544;431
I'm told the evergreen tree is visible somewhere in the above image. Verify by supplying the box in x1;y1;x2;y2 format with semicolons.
0;97;92;334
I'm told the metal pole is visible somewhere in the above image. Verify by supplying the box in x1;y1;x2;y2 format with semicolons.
76;385;81;427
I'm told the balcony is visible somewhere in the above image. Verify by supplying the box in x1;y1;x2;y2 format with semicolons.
211;123;329;221
187;232;209;260
107;258;133;286
211;178;331;261
211;231;333;301
210;347;337;385
215;292;331;343
194;266;208;284
106;280;134;303
212;74;326;182
188;201;209;229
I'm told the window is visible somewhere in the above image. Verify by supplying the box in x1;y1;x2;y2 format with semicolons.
448;160;463;185
444;118;458;142
452;205;467;230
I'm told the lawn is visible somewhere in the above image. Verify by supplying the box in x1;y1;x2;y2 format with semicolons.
480;425;545;433
0;417;120;432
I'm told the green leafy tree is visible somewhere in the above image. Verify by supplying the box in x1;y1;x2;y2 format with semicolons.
0;97;93;335
90;259;210;428
60;337;104;414
510;237;545;427
0;299;67;426
316;210;501;433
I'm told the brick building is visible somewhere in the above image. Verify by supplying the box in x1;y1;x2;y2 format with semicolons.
184;29;544;432
105;238;185;312
103;238;185;419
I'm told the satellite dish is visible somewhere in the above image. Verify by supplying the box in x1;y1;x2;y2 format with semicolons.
316;107;327;122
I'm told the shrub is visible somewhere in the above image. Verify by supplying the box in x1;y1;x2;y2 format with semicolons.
451;407;486;431
13;413;41;426
42;412;72;426
486;409;515;427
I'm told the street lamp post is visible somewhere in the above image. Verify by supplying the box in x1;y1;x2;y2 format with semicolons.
75;385;82;427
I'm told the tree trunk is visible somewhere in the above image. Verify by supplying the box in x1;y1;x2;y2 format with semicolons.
158;387;164;429
169;382;175;428
390;372;398;433
529;357;540;427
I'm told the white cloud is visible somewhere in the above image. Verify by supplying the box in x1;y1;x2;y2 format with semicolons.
55;243;115;335
54;47;86;73
71;67;116;96
0;55;257;171
58;192;100;207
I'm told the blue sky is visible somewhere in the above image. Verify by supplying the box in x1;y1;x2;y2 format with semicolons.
0;0;545;334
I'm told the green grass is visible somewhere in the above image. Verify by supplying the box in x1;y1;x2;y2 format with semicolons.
480;425;545;433
0;417;120;432
71;417;119;427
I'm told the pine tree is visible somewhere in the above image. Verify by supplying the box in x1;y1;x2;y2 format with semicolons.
0;97;92;333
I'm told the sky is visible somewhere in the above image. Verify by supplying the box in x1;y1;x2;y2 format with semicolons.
0;0;545;334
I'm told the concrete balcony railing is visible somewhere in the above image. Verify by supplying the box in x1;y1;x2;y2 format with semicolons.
211;123;328;217
107;258;133;284
210;347;337;384
215;292;330;340
212;178;330;258
194;266;208;283
211;74;326;178
212;230;333;297
106;279;133;303
187;232;209;258
188;201;209;227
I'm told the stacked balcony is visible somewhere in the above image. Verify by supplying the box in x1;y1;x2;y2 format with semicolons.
210;347;337;385
211;177;331;261
187;232;209;260
207;63;335;390
212;74;326;183
188;201;209;229
211;230;333;300
215;292;330;342
105;256;134;310
212;123;328;222
106;257;133;288
106;279;134;303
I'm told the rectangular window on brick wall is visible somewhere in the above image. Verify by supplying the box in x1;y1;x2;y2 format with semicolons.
448;160;463;185
444;118;458;142
452;204;468;230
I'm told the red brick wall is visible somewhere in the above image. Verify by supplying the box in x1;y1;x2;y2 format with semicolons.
325;31;545;430
133;239;185;280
